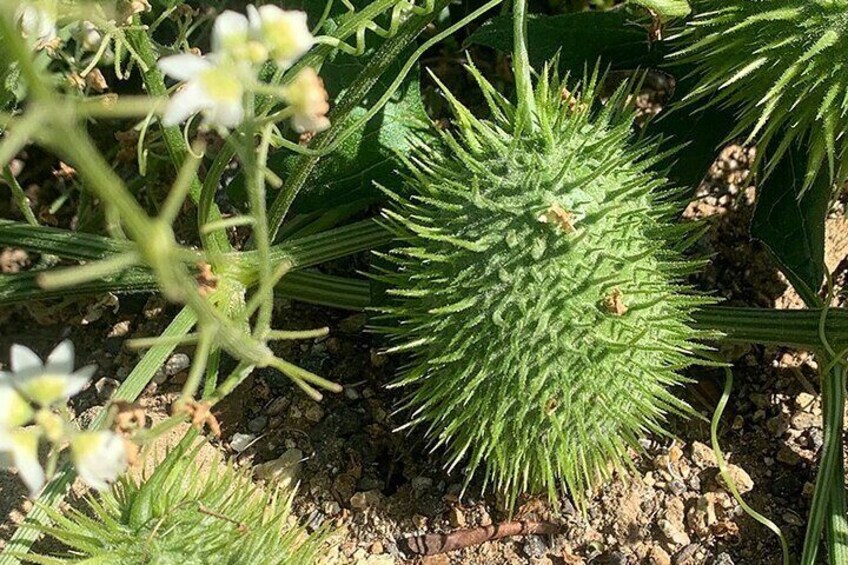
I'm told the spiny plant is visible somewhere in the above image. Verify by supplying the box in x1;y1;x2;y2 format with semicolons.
671;0;848;189
374;58;715;506
23;438;325;565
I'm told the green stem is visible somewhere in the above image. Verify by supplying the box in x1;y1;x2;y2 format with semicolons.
692;306;848;350
711;365;790;564
2;166;38;226
801;361;846;564
0;219;391;305
512;0;536;131
238;95;275;336
826;363;848;564
276;270;371;310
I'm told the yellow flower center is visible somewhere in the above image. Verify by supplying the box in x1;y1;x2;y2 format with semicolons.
17;374;66;407
199;67;243;102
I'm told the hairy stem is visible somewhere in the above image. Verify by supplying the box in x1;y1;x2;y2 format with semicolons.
512;0;536;130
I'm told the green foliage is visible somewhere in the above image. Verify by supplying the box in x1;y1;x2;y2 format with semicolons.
673;0;848;189
751;146;830;305
230;56;430;214
469;10;657;72
374;63;714;506
628;0;690;19
26;440;324;565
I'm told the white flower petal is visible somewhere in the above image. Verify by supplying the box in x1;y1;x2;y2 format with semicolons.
157;54;211;82
206;98;245;129
71;431;128;491
255;6;313;69
0;378;34;428
0;429;45;496
162;82;211;126
17;3;57;44
291;114;330;134
10;344;42;374
63;365;96;399
246;5;261;33
45;339;74;375
9;342;92;407
213;10;249;54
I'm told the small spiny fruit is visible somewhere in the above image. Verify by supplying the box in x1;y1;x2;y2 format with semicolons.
671;0;848;188
33;440;324;564
373;62;714;507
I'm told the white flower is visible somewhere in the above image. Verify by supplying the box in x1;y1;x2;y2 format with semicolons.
158;54;246;129
75;21;103;52
213;9;269;64
283;68;330;133
0;429;45;496
70;431;128;491
0;377;34;429
16;1;58;48
8;341;94;408
248;5;313;69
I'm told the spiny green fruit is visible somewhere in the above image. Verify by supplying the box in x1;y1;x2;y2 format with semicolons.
672;0;848;189
373;63;715;507
30;439;324;565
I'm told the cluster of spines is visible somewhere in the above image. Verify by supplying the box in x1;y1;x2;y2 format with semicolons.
34;440;324;564
671;0;848;189
373;61;716;507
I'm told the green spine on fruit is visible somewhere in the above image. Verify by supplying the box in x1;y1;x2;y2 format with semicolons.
30;439;324;565
373;63;716;506
672;0;848;188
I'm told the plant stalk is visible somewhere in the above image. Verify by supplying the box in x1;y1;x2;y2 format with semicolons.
512;0;536;131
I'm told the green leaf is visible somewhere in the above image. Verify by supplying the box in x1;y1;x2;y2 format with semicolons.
653;97;737;189
288;51;429;213
468;10;660;74
752;147;830;306
230;48;430;215
627;0;690;19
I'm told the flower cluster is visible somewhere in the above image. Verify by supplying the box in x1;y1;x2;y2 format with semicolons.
158;5;330;132
16;0;59;50
0;341;128;496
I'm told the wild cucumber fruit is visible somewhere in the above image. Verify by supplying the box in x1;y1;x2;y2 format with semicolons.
31;439;324;564
373;63;715;506
672;0;848;189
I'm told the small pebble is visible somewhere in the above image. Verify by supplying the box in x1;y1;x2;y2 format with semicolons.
713;553;734;565
648;545;671;565
230;433;256;452
777;445;802;465
718;464;753;494
667;479;686;496
254;448;302;488
522;535;547;559
782;512;804;526
448;506;466;528
267;397;289;416
411;476;433;492
248;415;268;433
350;490;382;510
303;402;325;422
94;377;119;400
